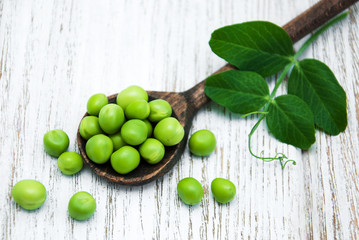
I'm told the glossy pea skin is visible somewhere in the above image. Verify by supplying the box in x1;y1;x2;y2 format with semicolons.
68;191;96;221
111;146;140;174
177;177;203;205
139;138;165;164
87;93;108;116
79;116;103;140
109;132;127;151
154;117;184;146
211;178;236;204
85;134;113;164
11;180;46;210
98;104;125;134
120;119;148;146
125;100;150;120
116;85;148;110
188;130;216;156
143;119;153;137
43;129;69;157
148;99;172;122
57;152;83;175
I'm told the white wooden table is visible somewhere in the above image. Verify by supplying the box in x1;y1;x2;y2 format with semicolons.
1;0;358;239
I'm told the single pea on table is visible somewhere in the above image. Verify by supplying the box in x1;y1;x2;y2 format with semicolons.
211;178;236;204
68;191;97;221
189;129;216;157
57;152;84;175
177;177;204;206
11;180;47;210
43;129;69;157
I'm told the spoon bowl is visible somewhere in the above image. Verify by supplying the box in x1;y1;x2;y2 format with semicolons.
77;83;211;185
77;0;355;185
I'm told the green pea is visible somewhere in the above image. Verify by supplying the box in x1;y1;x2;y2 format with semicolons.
143;119;153;137
120;119;147;146
211;178;236;204
188;130;216;156
11;180;46;210
139;138;165;164
43;129;69;157
154;117;184;146
148;99;172;122
57;152;83;175
98;104;125;134
125;100;150;120
87;93;108;116
116;85;148;110
110;146;140;174
85;134;113;164
79;116;103;140
68;191;96;221
177;177;203;205
109;132;127;151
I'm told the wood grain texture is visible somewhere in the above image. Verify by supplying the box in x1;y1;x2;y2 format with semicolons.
0;0;358;239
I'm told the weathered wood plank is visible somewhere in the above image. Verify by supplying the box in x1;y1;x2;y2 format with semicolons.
0;0;358;239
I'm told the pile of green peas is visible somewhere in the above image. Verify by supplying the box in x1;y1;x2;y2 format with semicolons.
80;85;185;174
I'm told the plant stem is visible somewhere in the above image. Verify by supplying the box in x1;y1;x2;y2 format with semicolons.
249;55;294;139
241;111;268;118
247;103;283;162
269;63;293;98
295;11;349;59
247;63;295;168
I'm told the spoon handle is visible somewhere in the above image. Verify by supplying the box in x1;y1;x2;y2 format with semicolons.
184;0;358;112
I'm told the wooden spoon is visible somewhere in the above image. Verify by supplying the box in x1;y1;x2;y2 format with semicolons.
77;0;358;185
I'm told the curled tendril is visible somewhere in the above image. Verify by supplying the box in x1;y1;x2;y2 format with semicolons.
281;159;296;169
252;149;296;169
247;106;297;170
248;128;296;169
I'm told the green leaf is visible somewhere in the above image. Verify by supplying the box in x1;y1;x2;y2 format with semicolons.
266;94;315;150
288;59;347;135
205;70;270;114
209;21;294;77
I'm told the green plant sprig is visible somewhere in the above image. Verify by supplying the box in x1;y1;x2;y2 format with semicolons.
205;12;349;168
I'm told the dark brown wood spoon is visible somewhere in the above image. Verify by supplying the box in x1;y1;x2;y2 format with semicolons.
78;0;358;185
